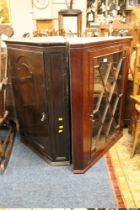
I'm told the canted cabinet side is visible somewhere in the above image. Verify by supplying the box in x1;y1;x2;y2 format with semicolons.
44;45;71;164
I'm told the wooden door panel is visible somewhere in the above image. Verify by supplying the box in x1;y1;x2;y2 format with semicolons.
9;48;51;156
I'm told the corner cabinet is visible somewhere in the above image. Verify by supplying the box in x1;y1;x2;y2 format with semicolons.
69;37;131;173
6;36;131;173
6;40;71;165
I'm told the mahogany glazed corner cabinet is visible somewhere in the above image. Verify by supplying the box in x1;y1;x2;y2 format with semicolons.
5;36;132;173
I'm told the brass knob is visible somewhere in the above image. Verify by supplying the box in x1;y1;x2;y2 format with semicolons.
41;112;46;122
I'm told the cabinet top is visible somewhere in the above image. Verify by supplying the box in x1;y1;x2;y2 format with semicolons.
5;36;132;46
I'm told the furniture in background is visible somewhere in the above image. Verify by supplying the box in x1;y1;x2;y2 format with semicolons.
58;9;82;37
124;76;133;127
33;18;55;31
100;21;138;52
85;20;138;53
0;24;16;173
6;36;131;173
129;44;140;158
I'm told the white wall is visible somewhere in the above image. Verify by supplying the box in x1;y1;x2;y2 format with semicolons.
9;0;34;36
9;0;87;36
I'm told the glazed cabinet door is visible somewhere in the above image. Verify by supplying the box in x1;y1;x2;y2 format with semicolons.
71;44;129;173
8;46;52;158
90;48;126;155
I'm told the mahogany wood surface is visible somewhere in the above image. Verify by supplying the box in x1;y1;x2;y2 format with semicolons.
70;38;132;173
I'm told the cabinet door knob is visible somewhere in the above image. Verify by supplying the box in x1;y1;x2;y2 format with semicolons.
41;112;46;122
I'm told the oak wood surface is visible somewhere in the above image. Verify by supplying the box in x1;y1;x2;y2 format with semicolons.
6;42;71;165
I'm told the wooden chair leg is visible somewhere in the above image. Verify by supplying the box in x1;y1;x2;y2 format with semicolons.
128;102;135;134
131;120;140;158
0;121;16;174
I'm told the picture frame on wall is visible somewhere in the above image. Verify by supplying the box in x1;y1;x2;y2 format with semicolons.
52;0;71;4
0;0;11;24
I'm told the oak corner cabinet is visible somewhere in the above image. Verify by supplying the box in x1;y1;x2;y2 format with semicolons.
5;36;132;173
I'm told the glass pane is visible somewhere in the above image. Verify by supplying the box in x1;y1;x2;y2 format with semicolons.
91;51;124;153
